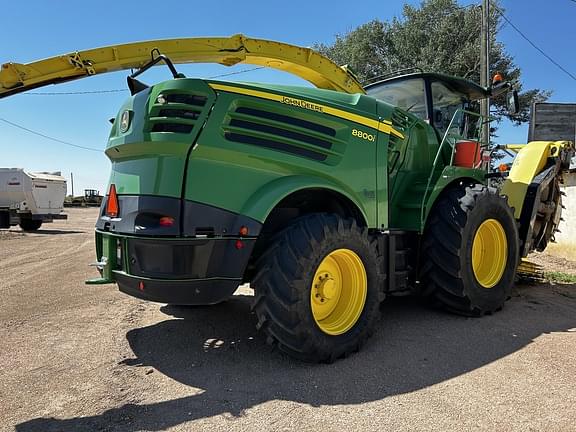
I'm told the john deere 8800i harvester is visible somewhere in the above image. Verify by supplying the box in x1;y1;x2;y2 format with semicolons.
1;35;573;362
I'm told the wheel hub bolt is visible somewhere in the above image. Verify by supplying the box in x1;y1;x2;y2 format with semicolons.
315;277;336;301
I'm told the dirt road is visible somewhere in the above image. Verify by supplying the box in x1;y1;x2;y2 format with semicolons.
1;208;575;431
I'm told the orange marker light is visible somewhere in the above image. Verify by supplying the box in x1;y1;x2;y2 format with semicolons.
106;184;119;217
498;163;508;172
492;72;503;84
239;226;249;236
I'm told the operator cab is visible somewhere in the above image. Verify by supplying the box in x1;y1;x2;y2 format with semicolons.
365;72;490;140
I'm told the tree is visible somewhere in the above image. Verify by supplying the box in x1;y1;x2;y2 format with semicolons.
315;0;550;127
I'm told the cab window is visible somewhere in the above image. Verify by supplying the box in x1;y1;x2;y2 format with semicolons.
431;81;482;143
366;78;427;121
430;81;466;137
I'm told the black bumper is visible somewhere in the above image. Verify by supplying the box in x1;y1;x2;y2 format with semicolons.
114;271;241;305
93;195;262;304
95;232;257;305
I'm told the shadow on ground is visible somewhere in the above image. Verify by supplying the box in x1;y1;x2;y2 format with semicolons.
27;229;85;235
17;283;576;431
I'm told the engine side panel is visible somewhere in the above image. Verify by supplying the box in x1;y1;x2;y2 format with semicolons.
183;84;385;227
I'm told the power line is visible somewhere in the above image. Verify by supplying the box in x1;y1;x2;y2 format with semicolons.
24;66;266;95
0;117;102;152
493;5;576;82
25;89;127;95
208;66;265;78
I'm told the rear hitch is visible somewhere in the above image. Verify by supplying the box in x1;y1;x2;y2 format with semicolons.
86;236;118;285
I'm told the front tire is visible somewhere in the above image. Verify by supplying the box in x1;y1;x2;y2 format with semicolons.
420;183;519;316
252;213;384;362
19;219;42;231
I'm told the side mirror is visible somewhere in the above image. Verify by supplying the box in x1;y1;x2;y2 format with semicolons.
507;90;519;114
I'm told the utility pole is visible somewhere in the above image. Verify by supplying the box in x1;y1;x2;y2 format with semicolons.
70;172;74;197
480;0;490;146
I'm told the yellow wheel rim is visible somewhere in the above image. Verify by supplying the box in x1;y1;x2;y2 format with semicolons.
472;219;508;288
310;248;367;335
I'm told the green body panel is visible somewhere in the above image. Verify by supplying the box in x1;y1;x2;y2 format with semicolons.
421;166;486;230
230;81;373;114
106;80;217;197
372;100;485;232
184;88;382;225
378;105;443;231
103;77;486;232
105;78;389;228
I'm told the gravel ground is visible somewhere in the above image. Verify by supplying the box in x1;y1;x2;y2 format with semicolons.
1;207;575;432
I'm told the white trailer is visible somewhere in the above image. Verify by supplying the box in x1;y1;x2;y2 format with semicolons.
0;168;67;231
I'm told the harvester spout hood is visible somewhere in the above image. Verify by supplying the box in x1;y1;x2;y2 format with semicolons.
0;35;365;99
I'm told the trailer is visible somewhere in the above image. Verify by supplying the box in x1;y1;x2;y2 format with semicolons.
0;168;67;231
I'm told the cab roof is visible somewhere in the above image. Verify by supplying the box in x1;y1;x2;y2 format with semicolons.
365;72;490;101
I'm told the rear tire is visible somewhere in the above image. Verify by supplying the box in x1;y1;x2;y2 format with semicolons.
252;213;384;362
420;183;519;316
19;219;42;231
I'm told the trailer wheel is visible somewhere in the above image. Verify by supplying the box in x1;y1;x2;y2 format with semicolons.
252;213;384;362
420;183;519;316
19;219;42;231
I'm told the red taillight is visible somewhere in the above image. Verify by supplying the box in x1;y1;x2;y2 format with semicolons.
159;216;175;227
106;184;119;217
235;239;244;250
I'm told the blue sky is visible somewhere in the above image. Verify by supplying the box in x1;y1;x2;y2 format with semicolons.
1;0;575;194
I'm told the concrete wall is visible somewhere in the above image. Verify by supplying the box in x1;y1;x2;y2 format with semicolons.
548;173;576;260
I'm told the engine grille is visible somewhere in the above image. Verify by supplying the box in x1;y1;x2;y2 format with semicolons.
148;93;208;134
223;106;343;162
